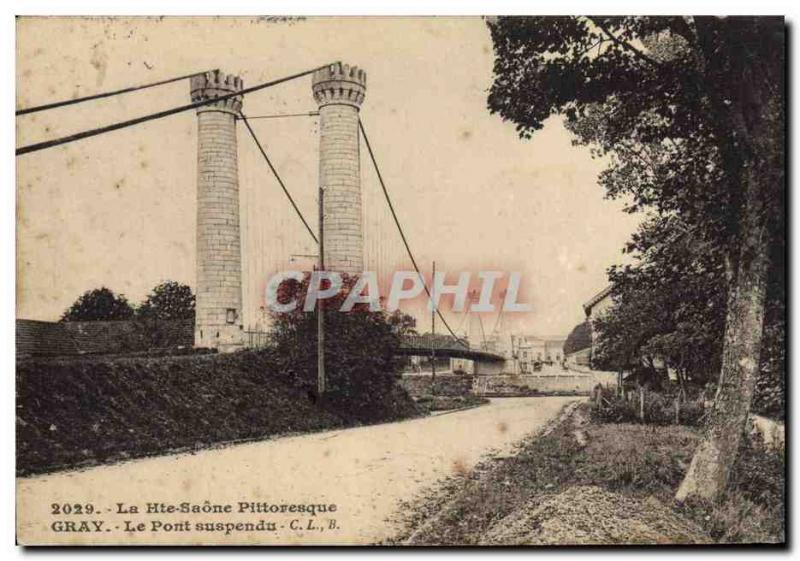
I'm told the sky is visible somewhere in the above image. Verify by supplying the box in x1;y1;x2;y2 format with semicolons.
16;16;642;336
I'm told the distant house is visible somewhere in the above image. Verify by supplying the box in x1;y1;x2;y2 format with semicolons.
563;285;614;369
584;285;613;348
514;335;566;374
565;346;592;367
16;319;80;359
563;320;592;367
583;285;614;336
16;318;194;360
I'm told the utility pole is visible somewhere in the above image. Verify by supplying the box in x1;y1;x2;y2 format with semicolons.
431;260;436;390
317;187;326;397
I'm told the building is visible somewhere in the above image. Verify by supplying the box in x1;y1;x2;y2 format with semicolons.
514;335;566;374
583;285;613;332
16;318;194;360
565;346;592;367
567;284;614;368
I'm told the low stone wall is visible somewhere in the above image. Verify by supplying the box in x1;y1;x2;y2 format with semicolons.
473;372;616;397
402;369;620;398
566;364;619;386
400;373;474;397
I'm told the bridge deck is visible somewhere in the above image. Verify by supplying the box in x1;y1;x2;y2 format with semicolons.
399;335;506;362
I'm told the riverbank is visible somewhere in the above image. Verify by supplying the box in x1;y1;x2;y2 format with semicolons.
389;402;784;545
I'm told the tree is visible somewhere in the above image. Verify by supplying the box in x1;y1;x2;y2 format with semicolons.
592;214;727;387
61;287;135;322
594;213;784;408
487;16;784;501
137;281;196;321
563;320;592;357
269;273;417;422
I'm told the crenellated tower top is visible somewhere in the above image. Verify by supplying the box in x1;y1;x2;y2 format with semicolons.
312;62;367;109
190;70;244;115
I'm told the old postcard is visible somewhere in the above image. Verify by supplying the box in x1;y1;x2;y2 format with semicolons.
15;16;785;546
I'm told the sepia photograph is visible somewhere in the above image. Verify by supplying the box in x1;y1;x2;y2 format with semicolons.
12;12;786;547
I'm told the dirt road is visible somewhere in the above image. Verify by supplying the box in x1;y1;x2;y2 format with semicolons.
17;396;578;545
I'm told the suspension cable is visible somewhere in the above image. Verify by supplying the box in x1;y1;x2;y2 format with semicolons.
16;69;214;116
359;118;467;348
239;112;318;245
236;111;318;120
16;63;336;156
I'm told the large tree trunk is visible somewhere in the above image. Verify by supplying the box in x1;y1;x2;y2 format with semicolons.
675;189;770;501
676;108;780;503
675;17;783;503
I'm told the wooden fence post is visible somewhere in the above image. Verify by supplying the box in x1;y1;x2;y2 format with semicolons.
639;387;645;421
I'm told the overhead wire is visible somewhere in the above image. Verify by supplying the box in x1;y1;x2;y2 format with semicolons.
359;118;467;348
16;69;214;116
239;112;318;245
16;63;336;156
20;61;470;350
236;111;318;120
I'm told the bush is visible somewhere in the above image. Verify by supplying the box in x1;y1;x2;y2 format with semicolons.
590;387;706;426
752;299;785;420
563;321;592;356
414;395;489;413
61;287;135;321
682;430;785;543
270;273;419;423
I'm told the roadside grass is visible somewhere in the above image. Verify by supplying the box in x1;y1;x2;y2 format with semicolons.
681;432;785;543
413;395;490;414
393;403;784;545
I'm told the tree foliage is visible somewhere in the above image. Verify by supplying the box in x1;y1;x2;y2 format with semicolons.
592;212;784;413
591;215;727;383
269;273;417;422
61;287;135;322
137;281;196;321
488;17;783;247
563;320;592;356
487;16;784;500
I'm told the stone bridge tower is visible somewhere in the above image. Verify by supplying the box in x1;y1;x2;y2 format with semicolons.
190;70;244;351
312;63;367;274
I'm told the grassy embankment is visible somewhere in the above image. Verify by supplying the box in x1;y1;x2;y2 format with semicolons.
390;401;784;545
17;349;419;476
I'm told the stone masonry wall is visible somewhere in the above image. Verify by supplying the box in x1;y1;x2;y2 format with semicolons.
473;374;605;396
318;104;363;272
191;71;244;351
400;373;475;398
312;63;367;274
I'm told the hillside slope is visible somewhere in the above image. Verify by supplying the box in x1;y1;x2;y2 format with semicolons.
17;349;418;475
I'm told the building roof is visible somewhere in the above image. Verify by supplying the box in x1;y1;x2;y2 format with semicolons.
16;319;79;359
517;334;567;343
16;318;194;359
582;285;613;315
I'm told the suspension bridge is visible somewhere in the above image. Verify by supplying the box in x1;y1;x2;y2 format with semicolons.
16;61;508;366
